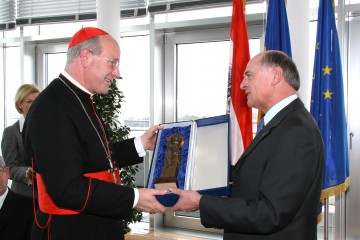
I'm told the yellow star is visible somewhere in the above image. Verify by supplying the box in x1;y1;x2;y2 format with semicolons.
316;42;320;49
322;65;332;75
323;89;334;99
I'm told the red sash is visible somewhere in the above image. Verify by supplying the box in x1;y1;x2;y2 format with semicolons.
36;170;120;215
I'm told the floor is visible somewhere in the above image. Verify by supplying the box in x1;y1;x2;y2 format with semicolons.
125;221;219;240
124;214;334;240
125;227;214;240
124;214;221;240
125;225;334;240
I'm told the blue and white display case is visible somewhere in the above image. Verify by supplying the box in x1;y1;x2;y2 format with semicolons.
147;114;231;207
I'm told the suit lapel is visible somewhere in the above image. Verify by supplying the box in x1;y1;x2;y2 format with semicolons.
236;98;304;164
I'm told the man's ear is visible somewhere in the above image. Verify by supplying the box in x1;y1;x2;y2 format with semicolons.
79;49;92;67
5;167;10;177
271;66;283;86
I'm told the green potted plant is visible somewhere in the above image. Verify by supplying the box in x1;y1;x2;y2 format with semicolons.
93;81;143;233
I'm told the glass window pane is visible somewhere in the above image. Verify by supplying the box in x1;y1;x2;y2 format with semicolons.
118;35;150;138
177;41;230;121
176;39;261;123
5;46;21;126
117;35;150;188
46;53;67;84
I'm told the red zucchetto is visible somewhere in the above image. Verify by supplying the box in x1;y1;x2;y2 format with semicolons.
68;27;108;49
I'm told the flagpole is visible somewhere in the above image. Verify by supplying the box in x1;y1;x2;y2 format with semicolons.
336;192;347;239
324;198;329;240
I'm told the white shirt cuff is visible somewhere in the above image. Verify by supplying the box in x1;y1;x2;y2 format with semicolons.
133;188;139;208
134;137;146;157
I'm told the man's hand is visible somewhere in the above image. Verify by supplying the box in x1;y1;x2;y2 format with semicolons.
26;167;36;180
169;188;202;212
141;125;163;151
136;188;168;213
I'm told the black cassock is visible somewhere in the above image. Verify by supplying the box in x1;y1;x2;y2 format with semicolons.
23;74;143;240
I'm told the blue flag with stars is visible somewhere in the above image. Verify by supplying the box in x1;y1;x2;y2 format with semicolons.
310;0;350;218
264;0;292;57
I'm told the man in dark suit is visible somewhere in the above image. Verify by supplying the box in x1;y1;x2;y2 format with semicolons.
169;51;324;240
0;155;34;240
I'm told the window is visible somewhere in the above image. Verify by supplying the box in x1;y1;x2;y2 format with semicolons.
118;35;150;138
46;53;67;85
36;43;68;90
118;35;151;187
162;27;262;232
177;41;229;121
4;46;21;127
176;39;261;130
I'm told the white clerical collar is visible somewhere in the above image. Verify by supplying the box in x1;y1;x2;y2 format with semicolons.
61;71;93;97
263;94;298;125
0;187;9;210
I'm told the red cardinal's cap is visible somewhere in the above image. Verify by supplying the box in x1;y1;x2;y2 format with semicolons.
68;27;108;49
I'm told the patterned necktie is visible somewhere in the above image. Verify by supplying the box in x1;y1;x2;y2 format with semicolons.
256;116;265;134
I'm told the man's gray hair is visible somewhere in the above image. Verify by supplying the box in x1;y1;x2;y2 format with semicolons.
66;36;104;65
261;51;300;91
0;155;5;168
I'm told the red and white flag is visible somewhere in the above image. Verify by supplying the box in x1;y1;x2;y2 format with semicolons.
227;0;253;165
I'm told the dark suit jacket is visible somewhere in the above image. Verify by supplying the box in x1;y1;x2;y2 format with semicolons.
0;188;34;240
23;76;143;240
199;98;324;240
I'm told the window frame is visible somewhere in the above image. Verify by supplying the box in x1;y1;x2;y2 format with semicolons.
159;25;263;231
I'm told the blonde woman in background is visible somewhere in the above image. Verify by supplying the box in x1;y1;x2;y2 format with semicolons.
1;84;40;197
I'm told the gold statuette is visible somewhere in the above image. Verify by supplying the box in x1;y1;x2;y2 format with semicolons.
154;133;185;190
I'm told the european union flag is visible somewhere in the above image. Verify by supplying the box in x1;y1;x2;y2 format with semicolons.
310;0;350;216
264;0;292;57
